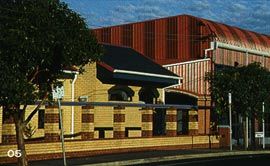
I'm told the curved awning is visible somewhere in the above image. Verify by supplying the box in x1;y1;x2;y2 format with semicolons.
97;44;182;88
108;85;135;97
138;87;160;98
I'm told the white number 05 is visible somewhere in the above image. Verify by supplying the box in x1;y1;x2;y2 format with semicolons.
7;150;22;158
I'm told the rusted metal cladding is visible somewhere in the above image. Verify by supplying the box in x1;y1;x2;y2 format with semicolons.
265;57;270;69
215;48;247;66
93;29;102;42
164;59;211;96
93;15;270;64
93;15;213;65
144;20;156;59
133;23;145;55
215;48;270;70
111;26;122;45
155;19;167;62
199;17;270;52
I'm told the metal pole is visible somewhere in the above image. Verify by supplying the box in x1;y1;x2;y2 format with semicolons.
58;99;67;166
262;102;265;149
245;116;248;149
228;93;232;151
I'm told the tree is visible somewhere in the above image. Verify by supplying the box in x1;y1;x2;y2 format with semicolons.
207;62;270;148
0;0;103;165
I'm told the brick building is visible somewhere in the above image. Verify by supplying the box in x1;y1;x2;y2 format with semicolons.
1;14;270;163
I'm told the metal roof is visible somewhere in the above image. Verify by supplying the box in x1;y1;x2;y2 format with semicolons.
195;15;270;52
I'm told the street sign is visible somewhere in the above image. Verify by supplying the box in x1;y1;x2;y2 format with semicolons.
52;86;64;99
228;93;232;104
255;132;264;138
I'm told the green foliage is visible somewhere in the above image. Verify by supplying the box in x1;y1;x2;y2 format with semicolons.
0;0;103;108
207;62;270;123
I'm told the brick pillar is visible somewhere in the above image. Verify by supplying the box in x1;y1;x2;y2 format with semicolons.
113;106;125;138
81;106;94;140
166;108;177;136
218;126;230;148
45;106;60;141
2;114;16;144
197;97;211;135
188;109;198;135
141;107;153;137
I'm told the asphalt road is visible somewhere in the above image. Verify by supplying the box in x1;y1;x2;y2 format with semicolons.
2;149;269;166
141;154;270;166
1;149;225;166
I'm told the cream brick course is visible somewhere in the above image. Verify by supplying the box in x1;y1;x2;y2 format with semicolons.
128;130;141;137
188;122;198;129
2;124;16;135
189;110;198;115
94;131;99;139
105;131;113;138
166;122;177;129
142;122;153;130
81;123;94;131
166;110;177;115
44;124;60;134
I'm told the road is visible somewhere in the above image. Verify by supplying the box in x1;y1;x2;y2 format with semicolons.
1;150;269;166
141;154;270;166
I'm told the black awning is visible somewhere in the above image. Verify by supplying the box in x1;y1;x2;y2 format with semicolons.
97;44;181;88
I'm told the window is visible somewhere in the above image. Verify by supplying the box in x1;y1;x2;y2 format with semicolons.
38;109;45;129
108;85;134;101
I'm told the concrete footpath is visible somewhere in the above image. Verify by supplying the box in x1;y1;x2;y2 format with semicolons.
3;149;270;166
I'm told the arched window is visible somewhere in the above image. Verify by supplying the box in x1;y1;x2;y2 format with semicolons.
138;87;159;104
108;85;134;101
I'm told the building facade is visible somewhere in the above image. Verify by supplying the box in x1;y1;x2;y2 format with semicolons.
93;14;270;135
0;44;218;164
1;14;270;163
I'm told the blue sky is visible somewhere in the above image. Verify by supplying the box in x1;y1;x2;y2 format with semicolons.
62;0;270;35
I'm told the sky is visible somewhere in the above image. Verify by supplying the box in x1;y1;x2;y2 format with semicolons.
62;0;270;35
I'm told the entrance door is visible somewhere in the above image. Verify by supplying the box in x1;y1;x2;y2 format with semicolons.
153;108;166;136
177;110;189;134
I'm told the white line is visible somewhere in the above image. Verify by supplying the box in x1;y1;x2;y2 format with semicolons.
163;59;211;67
114;69;182;80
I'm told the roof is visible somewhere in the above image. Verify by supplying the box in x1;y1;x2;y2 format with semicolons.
196;16;270;52
95;14;270;53
97;44;181;88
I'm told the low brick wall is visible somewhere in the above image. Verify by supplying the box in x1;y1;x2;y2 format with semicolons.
0;135;219;164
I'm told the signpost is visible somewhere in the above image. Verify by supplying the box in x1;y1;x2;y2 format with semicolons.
262;102;265;149
228;93;232;151
52;85;67;166
254;102;265;149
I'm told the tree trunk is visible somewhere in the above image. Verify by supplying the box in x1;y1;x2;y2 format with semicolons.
14;111;28;166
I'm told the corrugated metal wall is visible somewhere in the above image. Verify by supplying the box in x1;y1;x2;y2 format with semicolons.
93;15;212;65
164;59;211;96
215;48;270;69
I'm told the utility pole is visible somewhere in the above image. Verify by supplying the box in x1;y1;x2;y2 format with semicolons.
245;116;248;149
228;93;232;151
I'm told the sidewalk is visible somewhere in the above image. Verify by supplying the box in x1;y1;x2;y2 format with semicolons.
3;148;270;166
